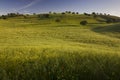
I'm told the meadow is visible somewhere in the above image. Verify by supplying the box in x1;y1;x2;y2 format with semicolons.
0;13;120;80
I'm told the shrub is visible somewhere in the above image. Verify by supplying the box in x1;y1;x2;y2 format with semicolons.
61;12;65;15
80;20;88;25
55;19;61;22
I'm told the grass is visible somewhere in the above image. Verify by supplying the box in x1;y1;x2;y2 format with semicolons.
0;14;120;80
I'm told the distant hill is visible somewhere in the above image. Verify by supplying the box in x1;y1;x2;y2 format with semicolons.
0;12;120;24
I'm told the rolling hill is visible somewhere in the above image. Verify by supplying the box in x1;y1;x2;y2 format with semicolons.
0;13;120;80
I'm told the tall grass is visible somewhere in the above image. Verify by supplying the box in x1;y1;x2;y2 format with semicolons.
0;46;120;80
0;14;120;80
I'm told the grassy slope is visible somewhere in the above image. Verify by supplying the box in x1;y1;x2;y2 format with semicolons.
0;14;120;80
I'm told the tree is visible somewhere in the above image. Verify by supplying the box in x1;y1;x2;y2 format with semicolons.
53;12;56;14
16;12;20;16
92;12;97;18
49;11;52;14
61;12;65;15
7;13;17;17
76;12;79;14
68;11;71;14
65;11;68;13
92;12;96;15
100;13;103;15
72;12;75;14
80;20;88;25
1;15;7;19
104;13;107;16
84;13;88;15
84;13;91;16
33;13;36;15
107;14;110;16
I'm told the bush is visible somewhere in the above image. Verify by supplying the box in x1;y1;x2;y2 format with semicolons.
55;19;61;22
80;20;88;25
61;12;65;15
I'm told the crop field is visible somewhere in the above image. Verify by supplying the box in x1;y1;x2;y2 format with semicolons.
0;14;120;80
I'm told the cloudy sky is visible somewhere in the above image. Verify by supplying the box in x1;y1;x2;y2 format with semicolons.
0;0;120;16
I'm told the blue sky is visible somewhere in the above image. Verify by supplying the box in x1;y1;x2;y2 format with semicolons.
0;0;120;16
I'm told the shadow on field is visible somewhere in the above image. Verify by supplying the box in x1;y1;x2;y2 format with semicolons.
54;24;79;27
91;24;120;38
92;24;120;33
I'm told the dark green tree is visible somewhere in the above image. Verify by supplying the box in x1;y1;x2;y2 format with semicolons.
1;15;7;19
80;20;88;25
76;12;79;14
72;12;75;14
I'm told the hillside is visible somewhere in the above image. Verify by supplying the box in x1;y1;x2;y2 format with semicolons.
0;13;120;80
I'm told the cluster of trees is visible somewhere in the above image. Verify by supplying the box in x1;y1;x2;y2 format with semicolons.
84;12;120;23
0;15;7;19
1;12;120;24
7;13;23;17
0;12;51;20
65;11;79;14
0;12;23;19
84;12;110;17
100;15;120;23
49;11;79;15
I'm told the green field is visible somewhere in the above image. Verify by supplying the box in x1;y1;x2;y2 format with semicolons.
0;14;120;80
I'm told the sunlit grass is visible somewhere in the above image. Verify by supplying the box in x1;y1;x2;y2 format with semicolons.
0;14;120;80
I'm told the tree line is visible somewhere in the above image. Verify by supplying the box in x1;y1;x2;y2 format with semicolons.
84;12;120;23
0;11;120;24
